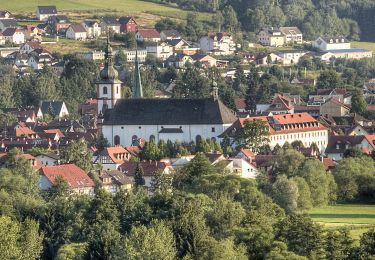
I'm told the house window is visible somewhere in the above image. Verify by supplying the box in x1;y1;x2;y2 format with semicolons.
132;135;138;145
103;86;108;94
211;127;215;133
114;135;120;145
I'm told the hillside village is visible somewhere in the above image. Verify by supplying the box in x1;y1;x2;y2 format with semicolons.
0;3;375;259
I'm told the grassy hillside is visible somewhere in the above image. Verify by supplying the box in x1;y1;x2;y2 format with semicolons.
309;204;375;241
352;42;375;53
1;0;182;14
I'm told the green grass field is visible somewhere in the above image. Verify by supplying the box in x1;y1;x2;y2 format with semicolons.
352;41;375;53
309;204;375;241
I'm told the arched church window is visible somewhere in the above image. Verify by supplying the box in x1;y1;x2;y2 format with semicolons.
196;135;202;144
114;135;120;145
149;135;155;142
103;86;108;94
132;135;138;145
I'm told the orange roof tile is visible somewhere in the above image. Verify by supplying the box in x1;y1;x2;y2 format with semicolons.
15;127;36;137
40;164;94;188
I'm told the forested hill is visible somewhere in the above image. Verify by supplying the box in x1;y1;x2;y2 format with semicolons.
149;0;375;42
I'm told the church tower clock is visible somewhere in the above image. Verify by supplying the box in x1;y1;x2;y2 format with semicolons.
97;36;122;116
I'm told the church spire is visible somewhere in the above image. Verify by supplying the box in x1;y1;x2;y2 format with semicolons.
100;34;118;81
132;48;143;98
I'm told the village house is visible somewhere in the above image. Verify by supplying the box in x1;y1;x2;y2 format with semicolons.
274;50;308;65
121;49;147;62
37;101;69;119
2;28;24;44
27;49;54;70
313;36;351;51
320;98;351;117
199;32;236;55
0;18;17;32
191;53;219;67
309;88;352;105
47;15;71;34
255;52;282;65
166;53;194;68
36;152;60;166
279;27;303;44
82;20;101;38
256;94;295;115
0;10;13;19
160;29;181;41
258;28;285;47
136;29;161;42
66;23;87;40
146;42;173;60
36;6;57;21
101;17;120;34
120;161;173;190
166;38;199;55
20;41;43;54
119;16;137;33
99;169;133;194
94;146;131;170
230;158;258;178
321;48;372;61
39;164;95;195
14;126;38;139
24;25;42;41
76;50;105;60
222;113;329;153
325;135;371;161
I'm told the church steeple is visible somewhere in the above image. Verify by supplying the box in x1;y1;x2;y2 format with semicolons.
132;49;143;98
100;35;118;82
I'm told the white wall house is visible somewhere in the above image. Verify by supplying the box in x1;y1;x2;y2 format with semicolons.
199;32;236;55
313;36;351;51
146;42;173;60
2;28;25;44
36;6;57;21
82;20;101;38
275;50;308;65
66;24;87;40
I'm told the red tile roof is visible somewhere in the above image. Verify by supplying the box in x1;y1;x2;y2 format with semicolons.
40;164;94;188
239;148;255;158
15;127;36;137
364;135;375;149
137;29;160;39
322;157;336;171
235;97;246;110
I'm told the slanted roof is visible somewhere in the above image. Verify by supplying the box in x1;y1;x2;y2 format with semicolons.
15;127;36;137
40;164;94;188
234;97;246;110
279;27;302;35
101;16;120;26
69;23;87;33
0;18;17;28
2;27;21;36
137;29;160;39
321;36;349;43
83;20;98;27
103;98;237;125
0;10;13;19
103;169;132;185
40;101;66;117
37;6;57;15
120;161;170;176
119;16;136;25
325;135;365;154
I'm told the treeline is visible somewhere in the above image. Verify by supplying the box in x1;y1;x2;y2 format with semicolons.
1;144;375;259
0;58;99;117
149;0;375;42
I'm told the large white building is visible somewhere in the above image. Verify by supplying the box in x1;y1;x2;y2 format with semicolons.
222;113;329;153
199;32;236;55
313;36;351;51
98;39;237;146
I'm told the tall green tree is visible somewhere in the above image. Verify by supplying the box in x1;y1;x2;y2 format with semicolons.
235;119;270;153
60;139;93;172
134;164;146;188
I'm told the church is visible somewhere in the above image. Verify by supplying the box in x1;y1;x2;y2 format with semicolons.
98;39;237;147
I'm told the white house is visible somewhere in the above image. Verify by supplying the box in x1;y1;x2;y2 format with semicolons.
279;27;303;44
36;6;57;21
313;36;351;51
230;158;258;179
66;24;87;40
199;32;236;55
122;49;147;62
82;20;101;38
27;49;54;70
20;41;42;54
222;113;329;153
37;101;69;119
136;29;161;42
2;28;25;44
274;50;308;65
0;18;17;32
0;10;13;19
146;42;173;60
101;17;120;34
36;153;60;166
160;29;181;41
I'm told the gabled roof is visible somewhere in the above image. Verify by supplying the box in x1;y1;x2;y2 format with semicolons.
2;28;22;36
15;127;36;137
83;20;99;27
0;10;13;19
0;18;17;28
279;27;302;35
325;135;365;154
322;98;351;110
100;169;132;185
37;6;57;15
101;16;120;26
119;16;136;25
166;38;189;47
23;41;42;50
40;101;65;116
120;161;170;176
97;146;129;164
69;23;87;33
40;164;94;188
137;29;160;38
234;97;246;110
103;98;237;125
49;15;69;23
238;148;255;158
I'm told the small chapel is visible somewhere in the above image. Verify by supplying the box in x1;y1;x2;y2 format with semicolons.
97;38;237;147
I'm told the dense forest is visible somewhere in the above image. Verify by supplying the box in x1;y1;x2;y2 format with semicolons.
149;0;375;41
